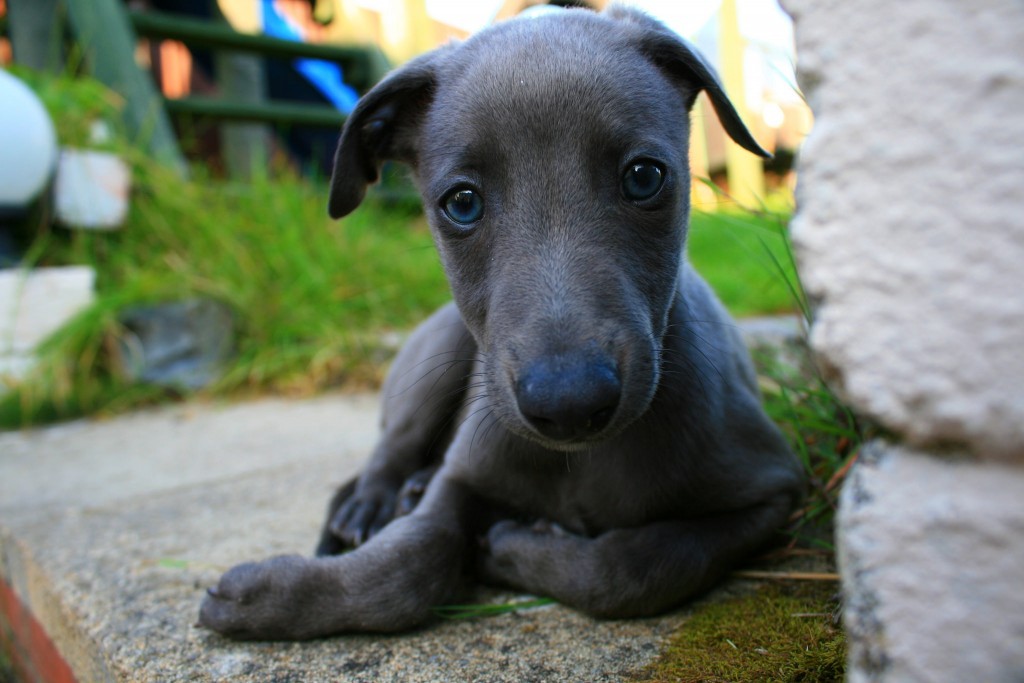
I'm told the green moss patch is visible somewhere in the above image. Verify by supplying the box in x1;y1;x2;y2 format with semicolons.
635;582;845;683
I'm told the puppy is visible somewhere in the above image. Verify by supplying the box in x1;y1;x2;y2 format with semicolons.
200;5;805;640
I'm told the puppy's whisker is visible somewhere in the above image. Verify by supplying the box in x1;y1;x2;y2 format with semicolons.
386;355;477;401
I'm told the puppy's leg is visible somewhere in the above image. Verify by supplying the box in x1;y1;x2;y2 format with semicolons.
480;493;795;619
315;478;357;555
321;303;475;551
317;462;440;555
202;470;475;639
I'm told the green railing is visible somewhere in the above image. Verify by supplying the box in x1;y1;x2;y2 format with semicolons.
129;10;387;90
47;0;390;173
127;9;388;129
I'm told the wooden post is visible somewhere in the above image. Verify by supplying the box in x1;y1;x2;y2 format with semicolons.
689;94;717;211
64;0;187;175
718;0;764;208
212;1;269;180
7;0;63;73
378;0;433;63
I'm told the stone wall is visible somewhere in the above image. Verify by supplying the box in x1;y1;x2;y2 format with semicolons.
783;0;1024;680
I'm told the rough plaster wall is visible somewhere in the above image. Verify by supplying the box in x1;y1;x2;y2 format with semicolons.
785;0;1024;460
839;444;1024;683
784;1;1024;680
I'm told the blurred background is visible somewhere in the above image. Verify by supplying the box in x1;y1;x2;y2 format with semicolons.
1;0;811;198
0;0;814;426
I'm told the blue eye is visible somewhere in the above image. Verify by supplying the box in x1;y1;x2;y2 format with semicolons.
441;188;484;225
622;161;665;201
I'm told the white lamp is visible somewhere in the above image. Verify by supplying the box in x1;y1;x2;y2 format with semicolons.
0;68;58;210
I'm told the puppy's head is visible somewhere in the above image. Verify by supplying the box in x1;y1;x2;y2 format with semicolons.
330;7;768;451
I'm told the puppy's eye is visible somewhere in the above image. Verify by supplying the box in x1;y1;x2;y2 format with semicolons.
622;161;665;201
441;188;484;225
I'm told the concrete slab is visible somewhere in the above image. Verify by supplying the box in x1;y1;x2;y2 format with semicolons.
0;266;96;384
0;392;687;682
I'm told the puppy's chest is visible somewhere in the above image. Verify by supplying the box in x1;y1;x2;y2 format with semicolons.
480;452;697;536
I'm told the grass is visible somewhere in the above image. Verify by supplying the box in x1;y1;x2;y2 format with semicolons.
762;363;863;551
689;208;799;317
1;167;449;425
433;597;556;620
4;62;125;151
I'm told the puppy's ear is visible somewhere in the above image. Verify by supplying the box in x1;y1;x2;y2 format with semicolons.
607;6;772;159
328;50;443;219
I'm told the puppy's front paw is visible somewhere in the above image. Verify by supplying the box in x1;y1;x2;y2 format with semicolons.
328;481;399;548
199;554;321;640
480;519;578;589
327;467;440;550
482;519;568;549
395;465;438;517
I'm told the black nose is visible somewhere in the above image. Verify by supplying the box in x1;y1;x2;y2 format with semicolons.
515;353;621;442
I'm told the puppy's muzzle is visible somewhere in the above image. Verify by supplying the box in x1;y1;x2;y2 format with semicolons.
515;350;621;442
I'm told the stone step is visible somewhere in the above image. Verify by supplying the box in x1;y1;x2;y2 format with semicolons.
0;393;683;682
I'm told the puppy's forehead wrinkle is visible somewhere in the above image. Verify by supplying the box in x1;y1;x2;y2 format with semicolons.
468;55;660;131
427;17;687;151
422;73;686;190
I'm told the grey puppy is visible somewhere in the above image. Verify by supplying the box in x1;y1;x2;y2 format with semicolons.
200;5;805;640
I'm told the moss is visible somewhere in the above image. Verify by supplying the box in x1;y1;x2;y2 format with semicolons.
635;582;846;683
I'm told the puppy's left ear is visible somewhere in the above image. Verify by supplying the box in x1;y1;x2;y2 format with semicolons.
607;6;772;159
328;49;445;219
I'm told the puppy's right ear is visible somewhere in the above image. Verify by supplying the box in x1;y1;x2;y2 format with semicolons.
606;6;771;159
328;51;442;219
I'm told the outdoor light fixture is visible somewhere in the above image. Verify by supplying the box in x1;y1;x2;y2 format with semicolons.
0;68;58;264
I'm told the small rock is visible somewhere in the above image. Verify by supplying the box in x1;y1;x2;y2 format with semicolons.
117;298;235;391
54;149;131;230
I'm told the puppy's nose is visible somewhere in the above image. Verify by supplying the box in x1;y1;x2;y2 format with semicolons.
516;353;621;442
